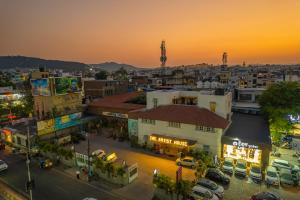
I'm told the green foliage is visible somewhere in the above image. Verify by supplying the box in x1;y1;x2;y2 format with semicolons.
153;174;176;194
104;162;115;177
177;180;192;200
116;165;126;177
125;93;146;105
259;81;300;140
38;141;73;160
95;70;108;80
94;157;105;173
189;148;213;166
195;160;207;179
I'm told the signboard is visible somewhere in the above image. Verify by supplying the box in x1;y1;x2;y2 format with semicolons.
55;112;81;130
232;140;258;149
37;112;81;135
31;79;51;96
102;112;128;119
149;135;188;147
288;115;300;123
54;77;82;95
37;119;55;135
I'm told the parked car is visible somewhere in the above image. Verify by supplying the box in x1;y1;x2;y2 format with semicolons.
234;160;247;177
190;185;219;200
92;149;106;159
0;160;8;171
103;152;117;163
222;158;234;174
196;178;224;199
279;169;294;186
250;164;262;182
271;159;298;171
176;156;197;168
205;168;230;185
265;166;280;186
250;191;281;200
39;159;53;169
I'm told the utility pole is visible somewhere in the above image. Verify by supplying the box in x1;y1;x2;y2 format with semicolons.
87;132;90;182
26;126;33;200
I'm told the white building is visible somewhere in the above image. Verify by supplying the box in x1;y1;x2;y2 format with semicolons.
128;89;232;157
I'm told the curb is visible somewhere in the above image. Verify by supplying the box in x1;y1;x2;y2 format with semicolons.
0;178;29;200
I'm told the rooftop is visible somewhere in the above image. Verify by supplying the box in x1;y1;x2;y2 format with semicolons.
223;113;271;146
129;104;229;129
88;92;145;113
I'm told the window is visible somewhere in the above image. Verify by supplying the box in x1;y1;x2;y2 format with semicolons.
168;122;181;128
196;125;204;131
142;119;155;125
203;145;210;152
153;98;158;108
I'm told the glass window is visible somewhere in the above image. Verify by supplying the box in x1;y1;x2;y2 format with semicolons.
168;122;181;128
153;98;158;108
142;119;155;125
195;125;204;131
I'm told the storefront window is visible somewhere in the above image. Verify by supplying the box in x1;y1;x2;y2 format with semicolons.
223;144;262;164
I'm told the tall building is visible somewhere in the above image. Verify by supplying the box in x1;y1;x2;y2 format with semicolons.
30;70;83;141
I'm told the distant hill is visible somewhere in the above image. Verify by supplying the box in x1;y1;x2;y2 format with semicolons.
0;56;88;71
90;62;145;72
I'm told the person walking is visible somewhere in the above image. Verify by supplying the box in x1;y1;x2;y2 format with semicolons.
76;170;80;179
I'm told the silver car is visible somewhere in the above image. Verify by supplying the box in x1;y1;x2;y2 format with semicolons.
265;166;280;186
222;158;234;174
196;178;224;199
280;169;294;186
249;165;262;181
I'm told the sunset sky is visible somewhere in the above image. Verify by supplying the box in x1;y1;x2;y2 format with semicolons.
1;0;300;67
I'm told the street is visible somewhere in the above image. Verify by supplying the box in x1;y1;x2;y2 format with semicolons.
0;150;125;200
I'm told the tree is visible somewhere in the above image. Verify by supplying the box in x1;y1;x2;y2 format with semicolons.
195;160;207;180
116;165;126;177
94;157;105;173
177;180;192;200
95;70;107;80
259;81;300;140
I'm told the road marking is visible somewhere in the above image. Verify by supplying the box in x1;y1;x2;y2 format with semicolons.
51;168;132;200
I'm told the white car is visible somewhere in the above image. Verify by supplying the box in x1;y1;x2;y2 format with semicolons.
92;149;106;159
271;159;298;171
235;160;247;177
0;160;8;171
222;158;234;174
176;156;197;168
249;164;262;181
265;166;280;186
190;185;219;200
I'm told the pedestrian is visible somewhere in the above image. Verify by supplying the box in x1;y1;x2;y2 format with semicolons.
76;170;80;179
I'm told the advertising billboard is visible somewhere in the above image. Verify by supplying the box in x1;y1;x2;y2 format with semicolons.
31;79;51;96
55;112;82;130
37;119;55;135
37;112;81;136
54;77;82;95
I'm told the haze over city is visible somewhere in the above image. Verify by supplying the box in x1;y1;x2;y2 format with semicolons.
1;0;300;67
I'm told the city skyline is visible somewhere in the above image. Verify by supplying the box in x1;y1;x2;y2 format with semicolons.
1;0;300;67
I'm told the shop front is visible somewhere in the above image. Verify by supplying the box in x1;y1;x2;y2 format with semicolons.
149;134;196;156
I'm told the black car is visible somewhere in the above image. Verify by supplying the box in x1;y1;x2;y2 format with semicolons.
250;192;281;200
205;168;230;185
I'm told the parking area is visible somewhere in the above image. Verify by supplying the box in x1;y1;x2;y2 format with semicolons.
72;133;300;200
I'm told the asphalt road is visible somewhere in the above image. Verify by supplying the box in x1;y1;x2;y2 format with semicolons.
0;150;124;200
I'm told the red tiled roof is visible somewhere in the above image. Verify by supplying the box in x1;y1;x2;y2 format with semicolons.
88;92;145;113
129;105;229;129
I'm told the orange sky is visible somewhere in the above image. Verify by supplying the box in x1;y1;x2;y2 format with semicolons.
1;0;300;67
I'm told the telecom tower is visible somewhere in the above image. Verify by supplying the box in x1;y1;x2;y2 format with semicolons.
221;52;228;70
160;40;167;67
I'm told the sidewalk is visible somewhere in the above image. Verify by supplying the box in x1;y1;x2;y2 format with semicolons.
0;179;28;200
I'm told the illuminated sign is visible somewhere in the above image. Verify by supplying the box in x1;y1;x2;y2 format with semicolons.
102;112;128;119
232;140;258;149
288;115;300;123
150;135;188;147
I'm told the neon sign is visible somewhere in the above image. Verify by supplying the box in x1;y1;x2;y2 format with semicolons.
232;140;258;149
150;135;188;147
